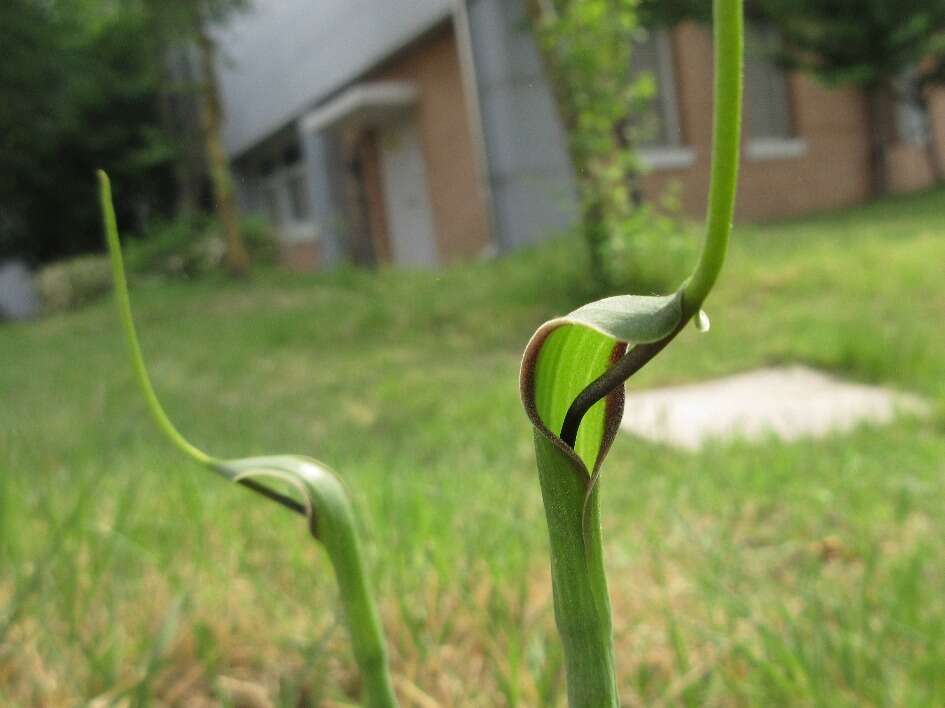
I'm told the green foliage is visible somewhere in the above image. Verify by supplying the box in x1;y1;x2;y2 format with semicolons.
36;254;113;313
638;0;710;27
639;0;945;192
656;0;945;190
606;186;694;292
753;0;945;191
527;0;659;287
532;1;643;161
137;0;251;33
127;214;215;278
0;0;174;264
0;0;64;262
127;213;276;278
133;0;256;277
750;0;945;90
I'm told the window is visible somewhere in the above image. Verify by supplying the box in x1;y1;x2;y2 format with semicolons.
744;23;793;142
283;142;302;166
629;30;694;170
252;139;316;241
895;72;931;145
896;98;931;146
631;31;683;149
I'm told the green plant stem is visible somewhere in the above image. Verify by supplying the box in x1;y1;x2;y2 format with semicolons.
559;0;743;447
99;170;305;515
535;434;618;707
98;171;398;707
99;170;215;468
302;466;398;708
681;0;743;313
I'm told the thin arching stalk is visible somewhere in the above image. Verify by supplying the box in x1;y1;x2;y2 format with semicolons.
681;0;744;310
99;171;397;707
528;2;744;705
560;0;743;448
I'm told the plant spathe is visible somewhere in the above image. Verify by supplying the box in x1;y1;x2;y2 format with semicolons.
519;0;744;704
98;170;398;708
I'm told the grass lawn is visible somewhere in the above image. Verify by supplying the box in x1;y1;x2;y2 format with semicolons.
2;188;945;706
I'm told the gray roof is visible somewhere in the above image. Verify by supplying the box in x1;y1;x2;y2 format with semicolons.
216;0;452;156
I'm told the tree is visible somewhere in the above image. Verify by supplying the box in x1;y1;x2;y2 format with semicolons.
638;0;710;27
756;0;945;193
0;0;64;262
525;0;651;288
139;0;253;276
641;0;945;194
0;0;174;264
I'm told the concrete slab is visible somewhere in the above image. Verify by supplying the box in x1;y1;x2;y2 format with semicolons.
620;365;929;451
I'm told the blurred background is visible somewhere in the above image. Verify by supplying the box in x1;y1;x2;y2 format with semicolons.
2;0;945;705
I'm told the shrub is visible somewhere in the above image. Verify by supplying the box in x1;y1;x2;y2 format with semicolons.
605;184;695;293
36;254;112;313
128;212;277;278
240;214;279;266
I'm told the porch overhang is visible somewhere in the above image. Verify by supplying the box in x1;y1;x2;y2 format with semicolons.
300;81;419;134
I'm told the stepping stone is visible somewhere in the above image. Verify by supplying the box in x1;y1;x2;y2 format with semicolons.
620;365;928;451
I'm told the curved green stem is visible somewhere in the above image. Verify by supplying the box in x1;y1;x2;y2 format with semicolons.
682;0;743;313
535;434;618;707
300;465;398;708
559;0;743;446
98;170;216;468
98;171;398;706
100;171;305;515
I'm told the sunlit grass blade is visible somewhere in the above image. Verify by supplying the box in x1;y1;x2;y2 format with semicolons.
97;170;398;708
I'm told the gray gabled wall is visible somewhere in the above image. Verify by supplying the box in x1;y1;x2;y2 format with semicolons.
218;0;578;260
216;0;451;157
466;0;578;250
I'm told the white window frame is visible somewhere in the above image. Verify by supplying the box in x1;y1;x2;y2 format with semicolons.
743;23;808;162
259;165;317;244
634;30;696;171
894;71;931;146
638;146;696;170
745;137;808;162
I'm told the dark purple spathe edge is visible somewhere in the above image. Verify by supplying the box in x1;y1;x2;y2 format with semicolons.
519;316;628;491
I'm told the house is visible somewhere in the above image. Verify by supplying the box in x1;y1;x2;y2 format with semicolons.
215;0;945;271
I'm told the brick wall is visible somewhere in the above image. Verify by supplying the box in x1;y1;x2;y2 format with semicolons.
641;23;945;221
281;239;321;271
371;25;492;263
